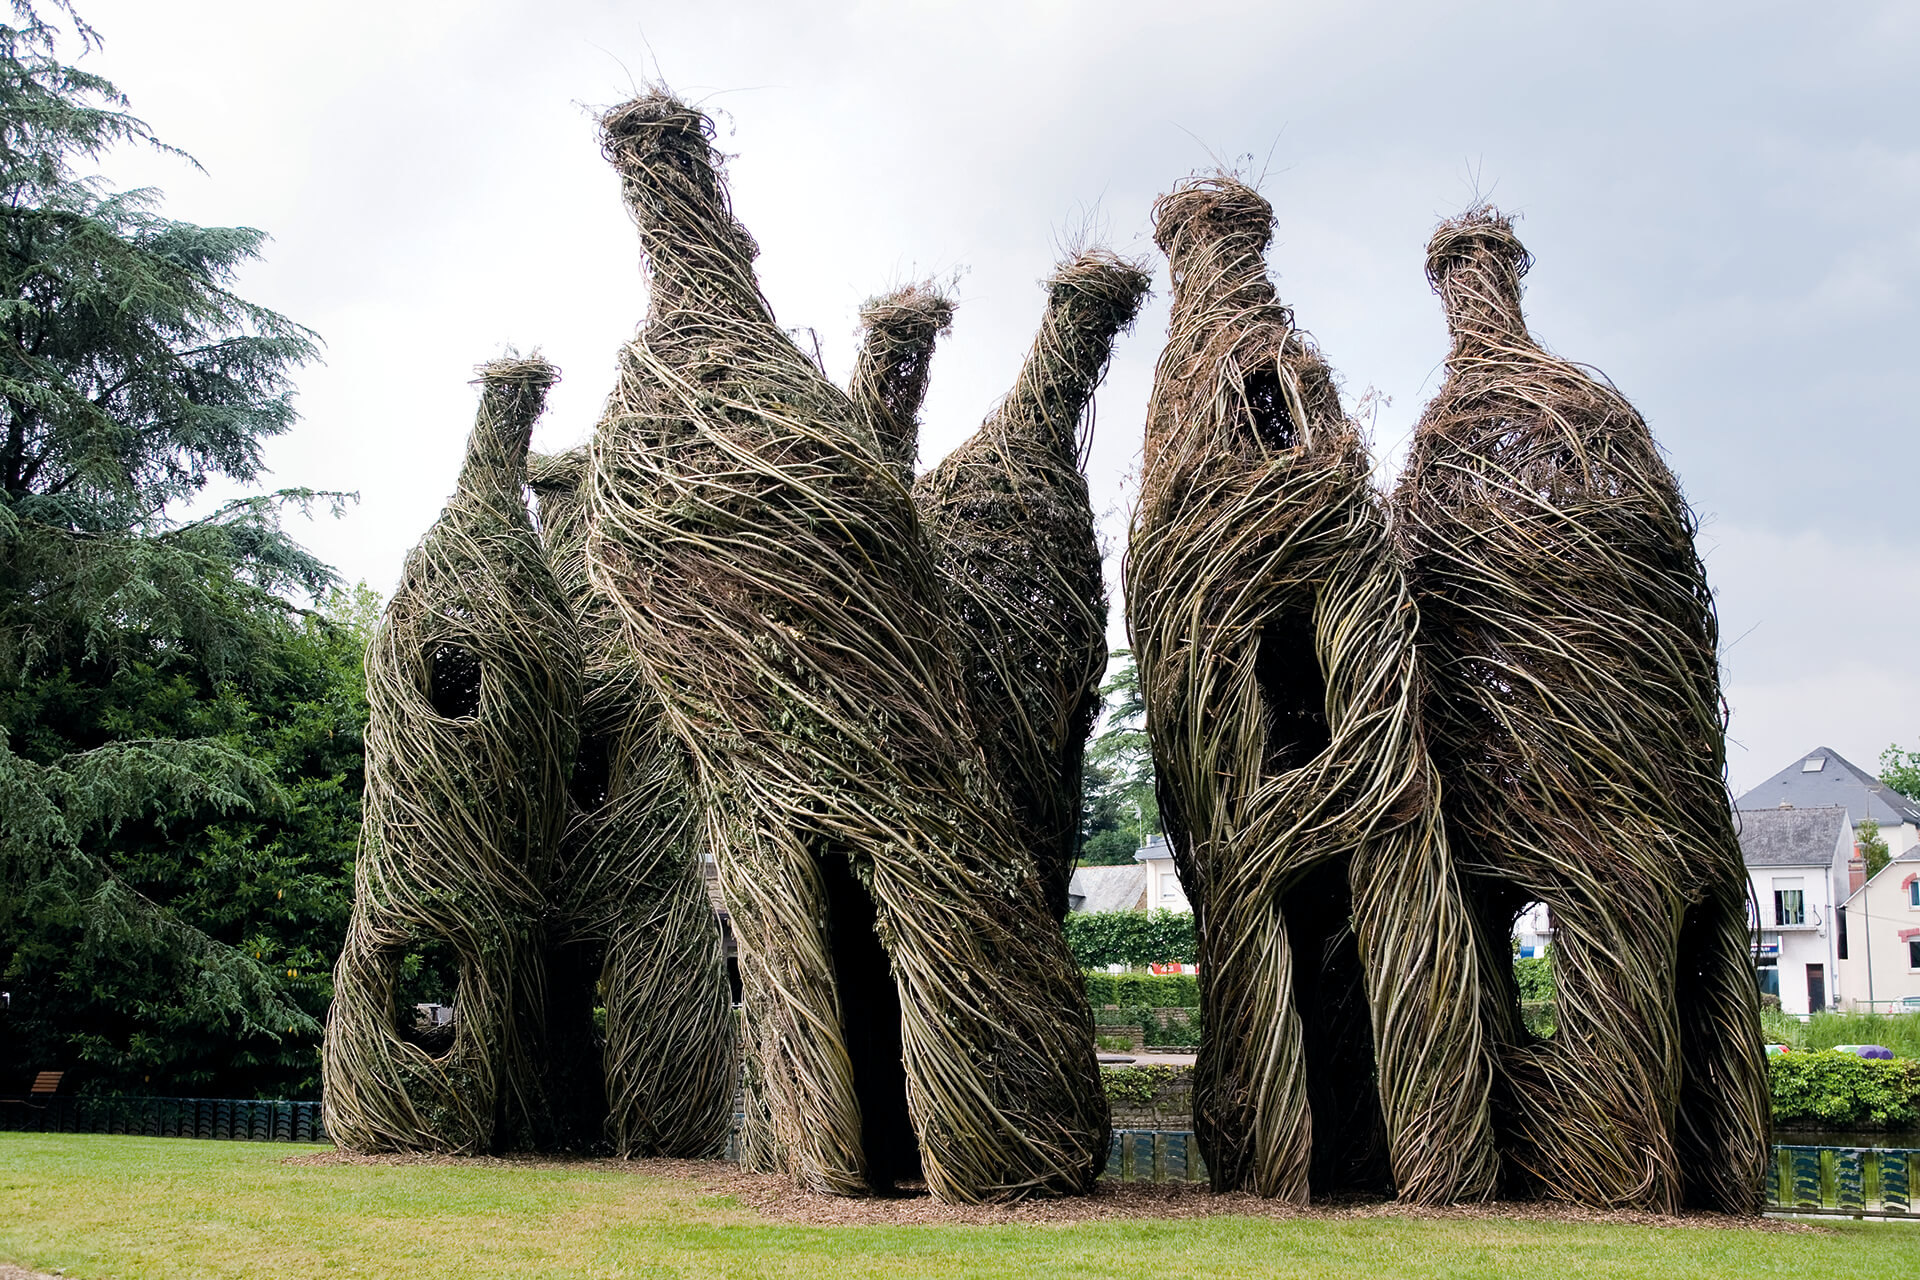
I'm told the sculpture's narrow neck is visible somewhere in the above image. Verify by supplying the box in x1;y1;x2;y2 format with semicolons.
459;360;556;497
1428;217;1533;352
600;97;764;325
1155;180;1285;334
850;286;953;483
996;254;1150;458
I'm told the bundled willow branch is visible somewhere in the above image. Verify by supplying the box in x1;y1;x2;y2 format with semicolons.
582;92;1105;1203
527;447;735;1157
847;283;955;488
1392;208;1769;1213
1127;177;1497;1204
323;357;580;1154
914;252;1150;917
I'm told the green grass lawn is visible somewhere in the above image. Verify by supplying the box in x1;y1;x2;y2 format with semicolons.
3;1134;1916;1280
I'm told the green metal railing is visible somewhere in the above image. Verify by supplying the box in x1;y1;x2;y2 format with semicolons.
1768;1144;1912;1216
0;1094;325;1143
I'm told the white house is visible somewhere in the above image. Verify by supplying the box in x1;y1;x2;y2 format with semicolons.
1135;834;1192;913
1065;834;1192;914
1837;846;1920;1014
1513;902;1552;959
1735;803;1852;1015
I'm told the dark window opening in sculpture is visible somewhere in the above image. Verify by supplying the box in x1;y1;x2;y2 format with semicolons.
427;643;483;720
1244;365;1298;452
394;935;460;1058
819;847;920;1191
1253;613;1332;775
569;731;614;810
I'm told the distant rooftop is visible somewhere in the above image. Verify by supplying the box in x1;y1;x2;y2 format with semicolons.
1735;804;1850;868
1135;833;1174;862
1733;747;1920;829
1066;864;1146;913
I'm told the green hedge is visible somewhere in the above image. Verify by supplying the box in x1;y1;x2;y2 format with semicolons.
1083;972;1200;1009
1770;1052;1920;1130
1062;910;1196;969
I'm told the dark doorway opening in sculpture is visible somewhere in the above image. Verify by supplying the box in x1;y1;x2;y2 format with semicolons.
1257;616;1392;1197
1282;857;1393;1196
427;642;483;720
819;848;921;1191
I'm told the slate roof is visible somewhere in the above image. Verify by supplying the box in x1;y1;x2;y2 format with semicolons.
1735;804;1849;868
1733;746;1920;829
1067;864;1146;913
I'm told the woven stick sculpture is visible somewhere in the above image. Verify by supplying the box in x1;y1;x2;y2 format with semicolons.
527;447;735;1157
915;252;1151;917
583;93;1105;1202
323;358;580;1154
1393;208;1769;1212
847;283;955;489
1128;177;1498;1204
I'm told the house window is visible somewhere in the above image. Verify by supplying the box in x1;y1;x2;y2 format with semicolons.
1838;909;1849;961
1910;879;1919;908
1755;956;1779;997
1773;878;1805;927
1911;938;1920;971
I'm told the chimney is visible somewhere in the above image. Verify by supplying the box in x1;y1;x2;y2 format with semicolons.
1849;848;1868;896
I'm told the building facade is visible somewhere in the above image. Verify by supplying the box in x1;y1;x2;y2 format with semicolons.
1736;803;1852;1015
1837;847;1920;1013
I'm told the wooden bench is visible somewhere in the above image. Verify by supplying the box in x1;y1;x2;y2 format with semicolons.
29;1071;63;1096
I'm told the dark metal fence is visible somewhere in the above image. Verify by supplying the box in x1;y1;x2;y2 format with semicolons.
0;1095;325;1143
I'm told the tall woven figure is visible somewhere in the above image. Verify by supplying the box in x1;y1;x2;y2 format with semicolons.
1128;177;1498;1204
527;447;735;1157
1393;208;1769;1212
583;93;1105;1202
323;358;580;1154
915;252;1151;917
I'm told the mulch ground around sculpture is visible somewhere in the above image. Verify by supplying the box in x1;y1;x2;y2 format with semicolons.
281;1151;1820;1232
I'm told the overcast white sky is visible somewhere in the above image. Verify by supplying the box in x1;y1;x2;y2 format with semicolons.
71;0;1920;795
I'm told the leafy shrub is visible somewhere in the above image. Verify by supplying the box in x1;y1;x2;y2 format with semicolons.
1063;910;1196;969
1083;971;1200;1009
1513;954;1554;1003
1101;1064;1179;1107
1769;1052;1920;1130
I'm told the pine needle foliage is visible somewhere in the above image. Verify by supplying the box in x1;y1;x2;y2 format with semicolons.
0;1;353;1098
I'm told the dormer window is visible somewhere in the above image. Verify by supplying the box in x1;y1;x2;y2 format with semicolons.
1802;757;1826;773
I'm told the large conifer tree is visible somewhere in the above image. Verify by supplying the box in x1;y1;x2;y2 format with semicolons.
0;1;362;1098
